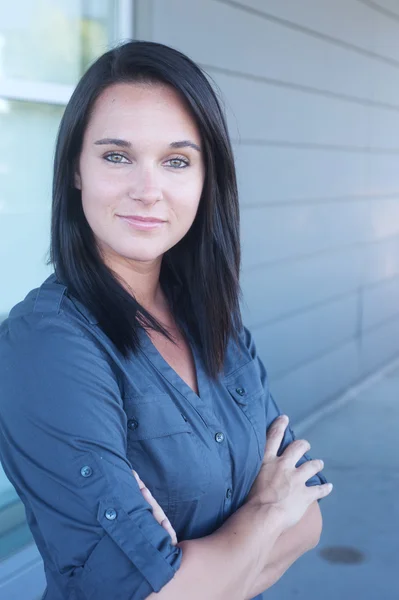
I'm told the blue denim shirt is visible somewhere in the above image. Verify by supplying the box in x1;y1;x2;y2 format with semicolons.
0;274;326;600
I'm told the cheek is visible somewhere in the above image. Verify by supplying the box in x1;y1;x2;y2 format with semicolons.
81;172;117;217
172;178;203;224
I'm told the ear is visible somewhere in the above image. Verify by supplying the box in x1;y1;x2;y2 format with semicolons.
74;171;82;190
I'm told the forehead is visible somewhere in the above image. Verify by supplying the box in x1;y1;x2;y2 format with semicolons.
85;82;200;140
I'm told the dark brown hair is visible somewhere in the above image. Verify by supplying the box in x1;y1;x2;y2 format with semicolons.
49;40;242;378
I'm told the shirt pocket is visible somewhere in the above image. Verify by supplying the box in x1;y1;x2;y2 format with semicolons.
224;360;267;461
124;393;211;509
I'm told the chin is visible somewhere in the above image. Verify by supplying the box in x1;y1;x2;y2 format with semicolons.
116;243;166;264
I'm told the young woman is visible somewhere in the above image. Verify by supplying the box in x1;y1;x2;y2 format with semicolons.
0;41;332;600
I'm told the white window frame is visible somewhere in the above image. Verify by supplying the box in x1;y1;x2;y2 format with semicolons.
0;0;134;106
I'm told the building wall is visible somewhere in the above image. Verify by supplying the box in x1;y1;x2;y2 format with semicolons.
136;0;399;422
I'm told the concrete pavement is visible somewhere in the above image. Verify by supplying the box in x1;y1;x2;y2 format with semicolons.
265;359;399;600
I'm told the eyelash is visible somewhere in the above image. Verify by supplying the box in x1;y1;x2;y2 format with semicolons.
103;152;190;169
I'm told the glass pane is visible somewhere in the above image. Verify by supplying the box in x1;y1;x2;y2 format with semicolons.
0;0;116;85
0;479;34;561
0;99;64;317
0;100;63;560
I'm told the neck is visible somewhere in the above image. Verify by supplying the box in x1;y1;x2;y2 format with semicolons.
106;254;164;312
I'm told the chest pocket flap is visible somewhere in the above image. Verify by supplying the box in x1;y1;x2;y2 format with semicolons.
224;359;265;404
125;394;192;441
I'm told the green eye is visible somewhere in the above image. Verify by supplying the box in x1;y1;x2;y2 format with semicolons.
104;153;129;163
165;158;189;169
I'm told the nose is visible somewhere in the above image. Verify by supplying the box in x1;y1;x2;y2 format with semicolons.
128;165;162;206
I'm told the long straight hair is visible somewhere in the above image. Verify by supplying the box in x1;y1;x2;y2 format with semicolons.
49;40;242;378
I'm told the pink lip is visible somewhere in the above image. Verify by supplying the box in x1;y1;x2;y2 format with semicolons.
117;215;166;231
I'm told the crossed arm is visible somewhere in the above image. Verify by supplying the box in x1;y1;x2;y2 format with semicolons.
133;470;322;598
246;501;322;597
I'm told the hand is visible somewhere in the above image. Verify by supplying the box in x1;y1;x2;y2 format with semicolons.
246;415;333;529
132;470;178;546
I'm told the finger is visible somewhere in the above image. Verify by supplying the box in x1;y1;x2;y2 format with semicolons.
281;438;311;465
141;487;178;545
132;470;146;490
132;470;177;544
141;486;167;522
296;459;324;481
162;518;178;546
133;471;166;524
264;415;289;459
310;482;334;501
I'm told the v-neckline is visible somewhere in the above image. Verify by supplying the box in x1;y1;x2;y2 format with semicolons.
137;325;207;405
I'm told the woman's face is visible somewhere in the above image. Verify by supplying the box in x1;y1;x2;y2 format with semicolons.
75;82;205;269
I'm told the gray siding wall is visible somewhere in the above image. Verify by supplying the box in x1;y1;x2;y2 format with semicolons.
135;0;399;422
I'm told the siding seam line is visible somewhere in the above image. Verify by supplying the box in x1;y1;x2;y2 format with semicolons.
240;194;399;209
244;274;399;328
203;63;399;113
355;0;399;23
243;232;399;272
214;0;399;68
232;139;399;155
293;354;399;434
271;311;399;384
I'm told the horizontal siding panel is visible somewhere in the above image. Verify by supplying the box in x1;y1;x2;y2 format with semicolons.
368;106;399;149
366;154;399;194
251;294;358;378
359;314;399;375
236;0;399;63
371;0;399;18
241;199;399;268
234;145;368;204
153;0;399;106
269;338;361;423
362;276;399;330
241;236;399;326
213;71;369;147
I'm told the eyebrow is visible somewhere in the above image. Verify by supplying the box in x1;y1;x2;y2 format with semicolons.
94;138;201;152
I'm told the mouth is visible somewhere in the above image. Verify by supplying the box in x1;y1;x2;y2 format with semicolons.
117;215;167;231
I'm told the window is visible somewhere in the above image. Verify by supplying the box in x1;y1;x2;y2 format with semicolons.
0;0;133;571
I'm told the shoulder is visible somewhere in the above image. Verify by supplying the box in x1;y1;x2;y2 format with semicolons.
0;275;123;416
223;323;262;376
0;273;110;362
4;272;97;328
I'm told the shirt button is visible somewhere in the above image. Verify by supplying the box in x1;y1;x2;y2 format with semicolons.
236;387;246;396
215;432;225;443
80;465;93;478
105;508;117;521
127;418;139;430
226;488;233;499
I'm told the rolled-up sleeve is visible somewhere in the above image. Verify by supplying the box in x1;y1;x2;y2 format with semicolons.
0;315;182;599
242;326;327;488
